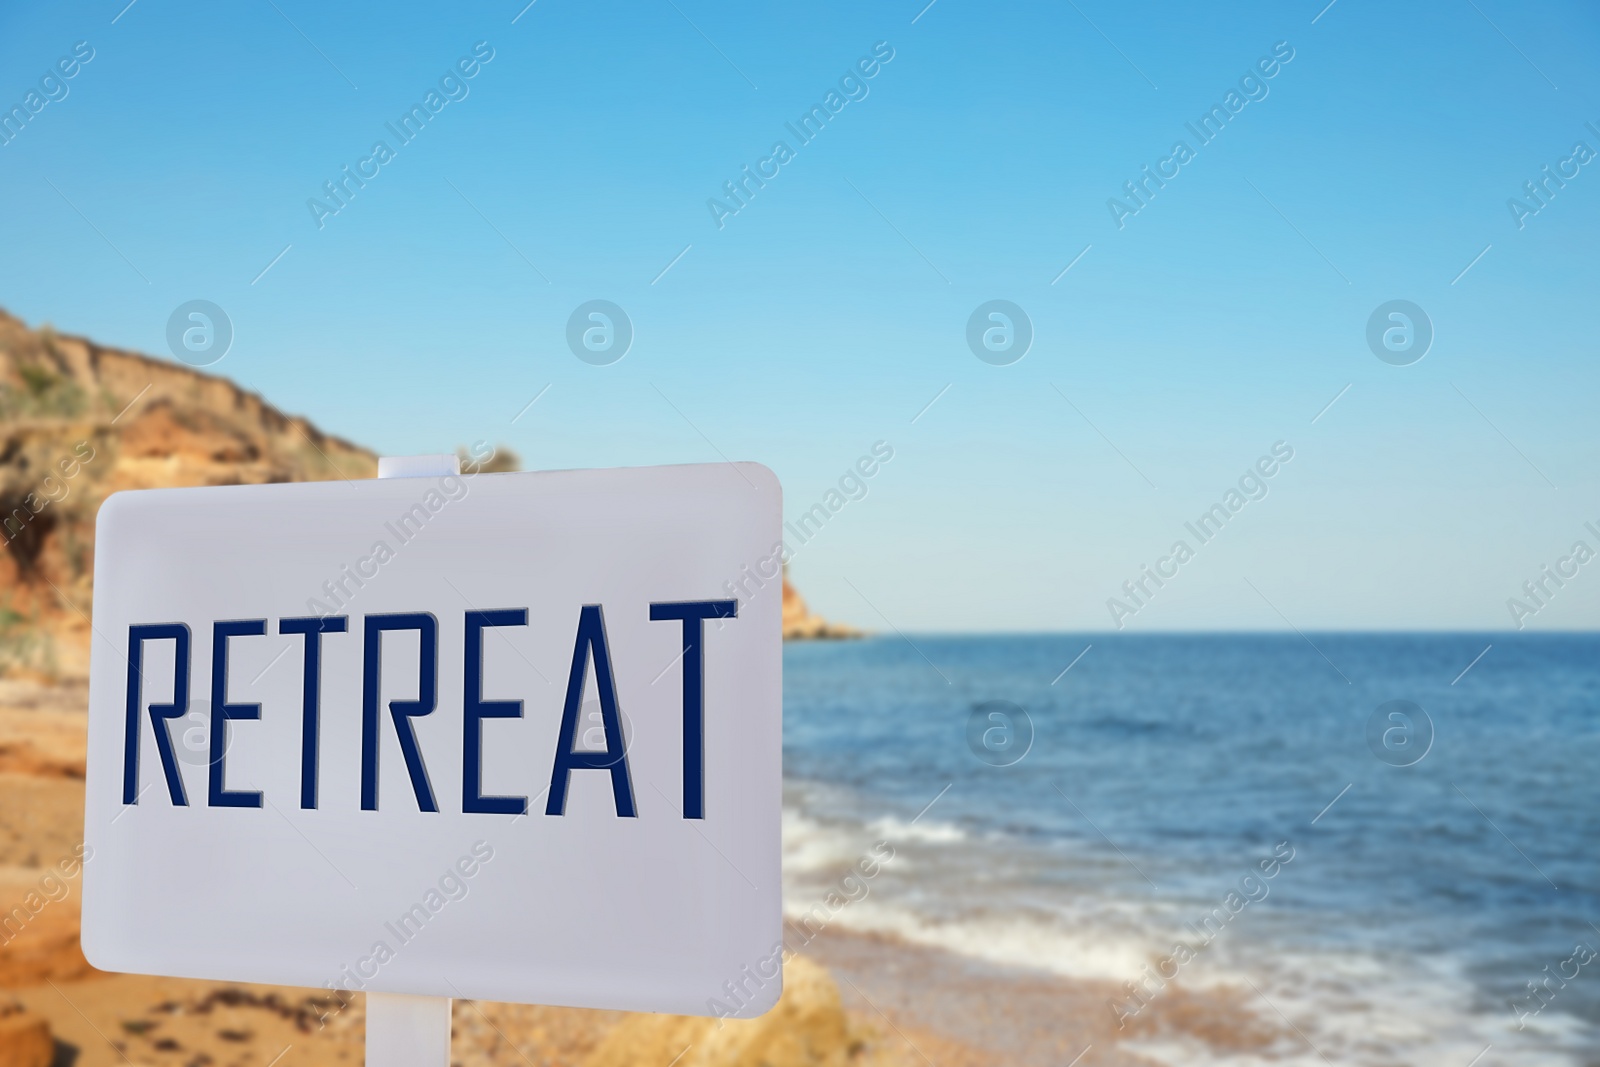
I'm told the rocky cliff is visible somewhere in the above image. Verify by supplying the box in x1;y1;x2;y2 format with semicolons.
0;309;851;676
781;574;861;640
0;309;385;677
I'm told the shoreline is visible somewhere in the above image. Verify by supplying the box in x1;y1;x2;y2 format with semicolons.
802;924;1284;1067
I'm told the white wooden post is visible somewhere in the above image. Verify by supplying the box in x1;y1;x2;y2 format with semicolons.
369;453;460;1066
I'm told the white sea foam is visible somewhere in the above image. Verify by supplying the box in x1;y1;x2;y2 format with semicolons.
783;798;1158;978
780;796;1597;1067
1121;944;1595;1067
782;805;868;876
864;814;967;844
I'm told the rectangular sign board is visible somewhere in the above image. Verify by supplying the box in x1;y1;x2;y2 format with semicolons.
82;462;783;1017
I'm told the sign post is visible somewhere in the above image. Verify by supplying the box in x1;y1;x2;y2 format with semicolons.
369;454;462;1067
81;453;784;1061
367;988;452;1066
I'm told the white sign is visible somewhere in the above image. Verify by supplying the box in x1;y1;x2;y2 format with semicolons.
82;463;783;1017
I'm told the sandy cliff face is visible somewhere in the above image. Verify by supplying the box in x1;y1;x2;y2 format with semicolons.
0;309;854;675
781;577;860;640
0;310;376;677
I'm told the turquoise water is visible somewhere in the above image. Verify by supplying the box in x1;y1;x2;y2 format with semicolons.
782;634;1600;1066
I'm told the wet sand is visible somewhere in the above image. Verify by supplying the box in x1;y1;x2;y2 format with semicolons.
804;926;1283;1067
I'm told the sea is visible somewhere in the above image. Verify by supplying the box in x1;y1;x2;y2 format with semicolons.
780;633;1600;1066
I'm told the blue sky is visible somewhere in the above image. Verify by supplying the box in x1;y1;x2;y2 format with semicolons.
2;0;1598;631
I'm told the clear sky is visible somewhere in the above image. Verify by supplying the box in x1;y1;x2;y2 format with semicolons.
2;0;1597;632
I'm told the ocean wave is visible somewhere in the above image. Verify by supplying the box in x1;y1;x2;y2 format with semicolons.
780;794;1597;1067
863;814;967;844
